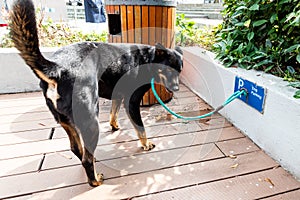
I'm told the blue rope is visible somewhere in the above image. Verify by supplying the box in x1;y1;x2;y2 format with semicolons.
151;78;247;120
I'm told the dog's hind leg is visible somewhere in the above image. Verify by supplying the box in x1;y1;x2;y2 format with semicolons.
110;99;122;131
76;111;103;187
72;89;103;187
124;87;155;151
45;101;84;161
60;121;83;160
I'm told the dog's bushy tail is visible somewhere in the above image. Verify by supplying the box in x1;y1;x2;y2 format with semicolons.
10;0;57;84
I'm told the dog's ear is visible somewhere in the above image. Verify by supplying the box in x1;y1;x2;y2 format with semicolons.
175;46;183;55
155;43;167;50
155;43;167;56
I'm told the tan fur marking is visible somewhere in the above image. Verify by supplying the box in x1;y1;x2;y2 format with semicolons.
34;69;56;85
110;113;119;130
33;69;60;108
137;131;155;151
110;100;122;131
46;83;60;108
60;122;83;158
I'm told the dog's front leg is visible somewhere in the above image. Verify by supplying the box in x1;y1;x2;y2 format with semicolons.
110;99;122;131
124;92;155;151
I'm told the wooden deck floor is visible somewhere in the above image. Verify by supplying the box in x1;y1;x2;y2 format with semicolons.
0;84;299;200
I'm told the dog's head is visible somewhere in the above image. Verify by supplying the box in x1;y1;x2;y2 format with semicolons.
153;43;183;92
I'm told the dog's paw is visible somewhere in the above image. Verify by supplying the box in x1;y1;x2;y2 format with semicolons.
141;141;155;151
111;125;120;132
88;173;104;187
110;121;120;132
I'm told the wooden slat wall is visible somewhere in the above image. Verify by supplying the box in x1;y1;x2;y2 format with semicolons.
107;5;176;46
134;6;142;44
106;5;176;106
120;6;127;43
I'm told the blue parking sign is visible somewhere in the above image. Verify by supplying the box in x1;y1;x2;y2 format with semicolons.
234;77;266;113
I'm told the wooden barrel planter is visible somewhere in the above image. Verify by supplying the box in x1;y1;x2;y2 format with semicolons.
105;0;177;106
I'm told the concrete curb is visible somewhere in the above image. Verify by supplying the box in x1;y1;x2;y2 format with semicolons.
181;47;300;180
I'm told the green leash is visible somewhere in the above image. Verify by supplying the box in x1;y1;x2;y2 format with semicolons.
151;78;247;120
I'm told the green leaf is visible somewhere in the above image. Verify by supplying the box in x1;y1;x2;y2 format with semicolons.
288;82;300;89
253;19;268;27
244;19;251;27
247;32;254;41
287;66;296;74
285;44;300;53
236;6;248;11
270;14;277;24
265;39;272;48
264;65;274;72
249;4;259;11
236;22;245;27
253;60;271;69
285;12;296;22
293;90;300;99
296;54;300;63
279;0;291;5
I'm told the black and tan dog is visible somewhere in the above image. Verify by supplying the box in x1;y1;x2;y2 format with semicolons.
10;0;183;186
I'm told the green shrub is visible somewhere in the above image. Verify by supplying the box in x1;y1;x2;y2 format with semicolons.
175;13;215;50
213;0;300;97
0;10;107;48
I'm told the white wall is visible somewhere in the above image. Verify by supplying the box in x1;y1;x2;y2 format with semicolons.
181;47;300;180
0;48;56;94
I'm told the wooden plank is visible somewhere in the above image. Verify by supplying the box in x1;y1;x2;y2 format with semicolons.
263;189;300;200
155;6;162;44
167;7;174;49
114;5;119;14
0;120;202;159
0;138;69;160
216;137;260;156
44;143;223;173
0;98;44;109
142;90;150;106
170;7;176;48
135;168;300;200
0;118;58;134
173;90;199;98
161;6;168;47
0;111;52;125
115;35;122;43
0;128;51;146
0;92;42;101
108;34;113;43
154;84;161;104
127;5;134;43
105;5;114;14
21;151;277;200
134;5;142;44
120;5;127;43
141;6;149;45
44;126;244;170
0;155;42;177
198;117;233;130
112;35;122;43
2;126;242;179
0;151;277;199
0;105;48;116
148;6;156;45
